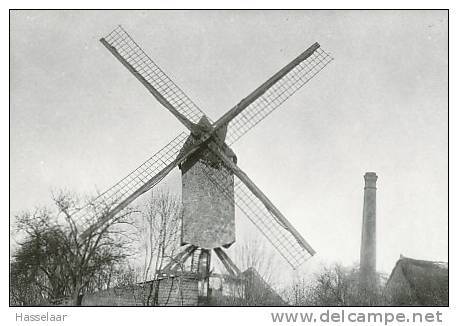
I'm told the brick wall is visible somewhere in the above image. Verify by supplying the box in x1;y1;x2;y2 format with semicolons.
82;276;199;306
156;276;198;306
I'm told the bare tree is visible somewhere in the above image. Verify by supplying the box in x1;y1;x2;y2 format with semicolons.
281;275;314;306
10;221;67;305
10;191;137;306
135;190;182;305
283;263;385;306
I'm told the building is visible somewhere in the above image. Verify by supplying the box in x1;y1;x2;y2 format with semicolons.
384;255;448;306
81;267;284;306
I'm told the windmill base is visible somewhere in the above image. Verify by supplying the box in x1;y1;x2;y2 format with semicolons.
80;246;284;306
82;247;285;306
153;245;241;305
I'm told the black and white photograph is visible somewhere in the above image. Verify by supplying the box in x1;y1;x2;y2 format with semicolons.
9;8;449;316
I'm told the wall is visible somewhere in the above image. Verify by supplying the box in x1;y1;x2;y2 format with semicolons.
156;276;199;306
82;276;199;306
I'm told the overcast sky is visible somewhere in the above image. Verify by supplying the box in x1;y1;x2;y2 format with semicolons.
10;10;448;275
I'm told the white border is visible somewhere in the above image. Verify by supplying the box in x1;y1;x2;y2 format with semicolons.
3;3;455;326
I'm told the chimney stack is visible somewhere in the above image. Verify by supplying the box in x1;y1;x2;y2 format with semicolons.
359;172;378;296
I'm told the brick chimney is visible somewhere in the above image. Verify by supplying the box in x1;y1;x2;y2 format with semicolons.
359;172;378;296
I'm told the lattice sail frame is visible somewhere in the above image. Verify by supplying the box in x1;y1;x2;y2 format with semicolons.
225;48;333;145
197;154;312;269
103;25;210;125
72;132;188;228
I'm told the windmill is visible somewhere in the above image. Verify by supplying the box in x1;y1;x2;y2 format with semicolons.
76;25;333;293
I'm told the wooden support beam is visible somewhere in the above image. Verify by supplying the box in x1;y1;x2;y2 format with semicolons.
161;245;197;273
214;247;241;276
214;248;235;276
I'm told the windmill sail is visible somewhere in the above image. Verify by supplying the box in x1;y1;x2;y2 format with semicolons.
101;26;210;129
198;151;314;269
76;132;189;237
233;178;314;269
84;26;322;267
224;45;333;145
81;26;216;237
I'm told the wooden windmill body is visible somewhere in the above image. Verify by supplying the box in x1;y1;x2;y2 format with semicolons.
179;117;237;250
75;25;333;302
